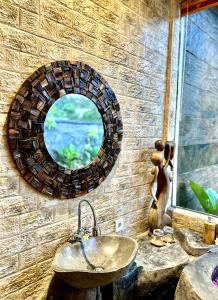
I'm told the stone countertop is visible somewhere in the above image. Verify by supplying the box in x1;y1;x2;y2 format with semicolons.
174;228;217;256
136;237;190;271
135;235;190;300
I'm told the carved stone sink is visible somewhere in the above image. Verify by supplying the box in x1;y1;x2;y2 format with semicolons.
175;249;218;300
52;235;138;289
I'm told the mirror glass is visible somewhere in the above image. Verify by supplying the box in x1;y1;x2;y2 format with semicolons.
44;94;104;170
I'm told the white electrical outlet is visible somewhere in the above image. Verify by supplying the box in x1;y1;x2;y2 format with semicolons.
115;217;124;233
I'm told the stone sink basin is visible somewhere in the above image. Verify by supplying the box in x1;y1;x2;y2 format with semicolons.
52;235;138;289
175;248;218;300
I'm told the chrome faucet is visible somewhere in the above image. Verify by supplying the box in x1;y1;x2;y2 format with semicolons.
72;199;99;242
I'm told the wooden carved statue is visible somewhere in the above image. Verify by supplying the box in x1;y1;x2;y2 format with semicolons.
148;140;175;232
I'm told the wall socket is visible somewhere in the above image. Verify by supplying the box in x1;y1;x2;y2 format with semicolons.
115;217;124;233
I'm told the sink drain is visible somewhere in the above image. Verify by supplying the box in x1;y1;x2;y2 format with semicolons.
94;267;104;272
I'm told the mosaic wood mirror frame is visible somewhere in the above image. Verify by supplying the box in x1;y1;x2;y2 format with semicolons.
8;61;123;199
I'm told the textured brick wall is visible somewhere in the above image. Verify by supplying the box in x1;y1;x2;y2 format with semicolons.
0;0;175;299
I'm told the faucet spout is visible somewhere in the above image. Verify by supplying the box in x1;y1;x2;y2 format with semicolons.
77;199;98;237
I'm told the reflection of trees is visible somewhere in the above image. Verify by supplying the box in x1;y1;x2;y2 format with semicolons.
45;94;102;128
53;128;100;169
44;94;103;169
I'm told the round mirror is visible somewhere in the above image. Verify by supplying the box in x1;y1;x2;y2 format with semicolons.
44;94;104;170
8;60;123;199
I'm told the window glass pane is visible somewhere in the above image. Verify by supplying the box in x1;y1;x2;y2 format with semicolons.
176;7;218;216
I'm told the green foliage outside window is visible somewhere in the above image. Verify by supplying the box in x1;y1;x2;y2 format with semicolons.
189;181;218;215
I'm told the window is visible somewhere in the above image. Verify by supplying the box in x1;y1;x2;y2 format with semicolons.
174;7;218;216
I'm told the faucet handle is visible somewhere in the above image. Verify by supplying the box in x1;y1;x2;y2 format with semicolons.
72;232;82;242
71;226;92;242
82;226;92;240
93;225;101;237
92;227;98;237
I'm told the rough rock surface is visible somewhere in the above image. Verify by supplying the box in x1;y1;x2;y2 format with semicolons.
46;274;98;300
174;228;216;256
135;237;190;300
175;249;218;300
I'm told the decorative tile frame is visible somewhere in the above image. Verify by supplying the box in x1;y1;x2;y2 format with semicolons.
8;61;123;199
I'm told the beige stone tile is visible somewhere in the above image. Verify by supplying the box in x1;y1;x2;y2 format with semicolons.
0;265;37;297
92;194;113;211
0;216;19;239
0;231;37;257
97;219;114;234
53;0;73;9
39;17;57;40
0;177;20;198
72;11;98;38
20;209;53;232
0;236;20;257
98;7;120;31
36;259;53;280
19;275;52;300
41;0;72;27
0;194;37;217
20;231;38;252
98;26;122;49
19;9;39;35
96;206;115;224
0;92;14;114
91;0;110;9
0;1;19;27
0;70;21;93
0;112;8;139
0;47;20;73
38;38;72;60
37;221;70;244
53;203;70;222
19;53;48;74
37;237;67;262
0;24;39;55
2;290;21;300
56;23;85;49
73;0;100;21
0;156;18;177
0;255;18;278
104;176;133;193
18;247;37;270
6;0;39;13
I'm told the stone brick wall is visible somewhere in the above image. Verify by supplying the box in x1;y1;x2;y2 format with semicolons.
0;0;177;299
177;8;218;212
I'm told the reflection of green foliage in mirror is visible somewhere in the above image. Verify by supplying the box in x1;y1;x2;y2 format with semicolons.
54;144;80;169
47;94;102;123
82;128;100;165
44;105;58;130
189;180;218;215
88;128;97;139
53;128;101;169
44;94;104;169
44;116;56;130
